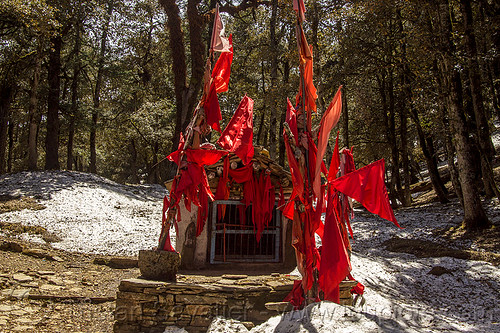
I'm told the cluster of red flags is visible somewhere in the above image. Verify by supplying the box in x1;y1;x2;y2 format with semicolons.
283;88;402;306
160;10;257;248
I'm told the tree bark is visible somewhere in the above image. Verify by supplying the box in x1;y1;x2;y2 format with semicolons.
377;72;398;208
28;45;42;171
68;13;82;171
461;0;498;198
7;120;13;173
90;0;114;174
0;83;13;174
437;0;489;230
45;35;62;170
268;0;278;159
159;0;206;178
342;85;349;148
410;107;449;203
388;70;403;204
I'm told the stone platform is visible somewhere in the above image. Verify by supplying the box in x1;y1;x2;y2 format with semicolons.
113;274;356;333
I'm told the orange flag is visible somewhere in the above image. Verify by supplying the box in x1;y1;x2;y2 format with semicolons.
313;86;342;198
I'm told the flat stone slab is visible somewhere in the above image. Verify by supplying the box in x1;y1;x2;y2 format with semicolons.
2;288;30;299
221;274;248;280
265;301;293;312
13;273;33;283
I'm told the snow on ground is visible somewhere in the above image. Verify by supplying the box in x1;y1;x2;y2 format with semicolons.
210;204;500;333
1;170;499;332
0;171;169;255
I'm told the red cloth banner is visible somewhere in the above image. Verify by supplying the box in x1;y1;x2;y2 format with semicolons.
330;159;401;228
204;82;222;133
318;190;351;303
313;86;342;199
217;95;254;165
212;35;233;93
327;131;340;183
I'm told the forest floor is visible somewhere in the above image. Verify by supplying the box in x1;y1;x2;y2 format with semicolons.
0;170;499;332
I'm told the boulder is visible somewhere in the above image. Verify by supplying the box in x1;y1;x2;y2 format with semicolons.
138;250;180;282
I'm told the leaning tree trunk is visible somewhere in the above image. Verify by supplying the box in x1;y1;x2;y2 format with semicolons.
411;106;449;204
45;35;62;170
437;0;489;230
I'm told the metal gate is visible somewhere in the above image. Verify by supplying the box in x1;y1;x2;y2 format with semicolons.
209;200;281;263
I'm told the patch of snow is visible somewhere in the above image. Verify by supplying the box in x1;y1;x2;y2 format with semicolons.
207;317;250;332
0;170;173;256
1;170;499;332
214;201;500;332
163;326;188;333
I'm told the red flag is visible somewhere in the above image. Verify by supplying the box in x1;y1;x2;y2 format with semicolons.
293;0;306;22
212;35;233;93
210;4;231;53
166;133;185;166
319;191;351;303
217;95;254;165
204;81;222;133
313;86;342;198
327;131;340;183
330;159;401;227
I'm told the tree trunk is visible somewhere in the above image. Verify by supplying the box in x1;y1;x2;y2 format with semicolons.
28;45;42;171
90;0;114;174
268;0;278;159
411;107;449;203
342;85;349;148
7;120;14;173
377;73;398;208
68;14;82;171
461;0;498;198
388;70;403;204
437;0;489;230
397;9;412;207
45;35;62;170
0;83;13;174
159;0;205;178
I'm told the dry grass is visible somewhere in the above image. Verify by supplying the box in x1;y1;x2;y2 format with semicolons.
0;196;46;214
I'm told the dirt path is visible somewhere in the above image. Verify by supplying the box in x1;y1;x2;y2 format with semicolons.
0;236;139;332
